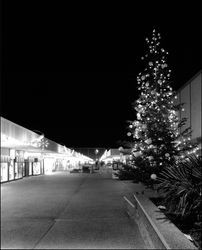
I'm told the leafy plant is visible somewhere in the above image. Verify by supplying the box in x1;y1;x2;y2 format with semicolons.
131;155;157;187
115;164;137;181
156;154;202;222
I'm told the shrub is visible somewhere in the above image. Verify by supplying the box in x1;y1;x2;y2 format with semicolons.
156;154;202;223
132;156;158;187
115;164;137;181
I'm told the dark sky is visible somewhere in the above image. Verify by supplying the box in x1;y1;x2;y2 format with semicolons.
1;1;201;149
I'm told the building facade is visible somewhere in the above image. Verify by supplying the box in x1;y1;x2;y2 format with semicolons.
175;70;201;154
1;117;93;183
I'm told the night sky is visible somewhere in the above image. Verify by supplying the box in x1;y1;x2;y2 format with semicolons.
1;1;201;149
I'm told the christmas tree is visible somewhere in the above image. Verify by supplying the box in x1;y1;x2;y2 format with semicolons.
127;29;199;185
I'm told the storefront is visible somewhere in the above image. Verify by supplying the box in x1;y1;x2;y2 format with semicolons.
9;159;15;181
14;156;24;180
55;158;68;171
9;149;15;181
29;161;33;175
23;152;44;176
0;155;25;183
40;159;44;174
1;155;10;182
24;157;34;176
1;117;94;182
44;157;55;174
33;158;43;175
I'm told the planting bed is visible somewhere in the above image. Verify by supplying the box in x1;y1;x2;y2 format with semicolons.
150;197;202;249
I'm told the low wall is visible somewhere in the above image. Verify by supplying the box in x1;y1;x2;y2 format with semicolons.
124;194;197;249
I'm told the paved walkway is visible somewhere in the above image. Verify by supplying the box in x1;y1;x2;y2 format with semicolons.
1;170;146;249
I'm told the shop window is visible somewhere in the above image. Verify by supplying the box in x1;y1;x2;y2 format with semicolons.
1;163;9;182
29;162;33;176
9;160;15;181
14;162;23;179
33;162;41;175
18;163;23;178
22;163;25;177
14;163;19;179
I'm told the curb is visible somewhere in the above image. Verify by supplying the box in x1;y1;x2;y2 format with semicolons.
123;194;197;249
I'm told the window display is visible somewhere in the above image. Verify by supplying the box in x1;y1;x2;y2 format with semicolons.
9;160;14;180
14;162;19;179
22;163;25;177
14;156;24;179
1;163;8;182
44;158;55;174
18;163;23;178
33;162;41;175
40;160;44;174
29;162;33;176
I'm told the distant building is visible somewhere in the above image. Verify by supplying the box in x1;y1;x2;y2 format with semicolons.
99;148;131;163
100;148;120;163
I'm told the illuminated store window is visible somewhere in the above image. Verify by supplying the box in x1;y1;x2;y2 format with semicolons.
18;163;23;178
14;162;19;179
9;160;14;181
1;163;8;182
29;162;33;175
33;161;41;175
22;162;26;177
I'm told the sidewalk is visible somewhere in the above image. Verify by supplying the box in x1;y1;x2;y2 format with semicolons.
1;171;146;249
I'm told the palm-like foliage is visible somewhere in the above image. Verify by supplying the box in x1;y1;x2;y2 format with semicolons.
156;154;202;221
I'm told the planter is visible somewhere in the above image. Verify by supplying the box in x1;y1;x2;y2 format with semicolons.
124;193;197;249
150;197;202;249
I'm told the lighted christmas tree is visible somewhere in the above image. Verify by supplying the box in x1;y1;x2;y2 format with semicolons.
127;29;199;185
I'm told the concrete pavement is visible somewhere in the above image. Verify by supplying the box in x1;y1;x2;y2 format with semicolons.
1;170;146;249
